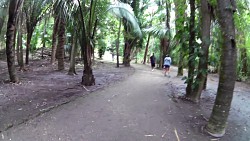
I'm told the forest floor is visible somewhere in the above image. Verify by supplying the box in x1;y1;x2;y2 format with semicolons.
0;56;250;141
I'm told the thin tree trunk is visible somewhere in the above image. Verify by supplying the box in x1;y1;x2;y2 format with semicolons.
177;45;184;76
56;18;65;70
205;0;237;137
42;17;47;59
51;16;59;64
241;48;247;76
191;0;212;102
68;29;77;75
25;32;32;65
143;34;151;64
18;12;24;70
185;0;196;97
116;19;122;68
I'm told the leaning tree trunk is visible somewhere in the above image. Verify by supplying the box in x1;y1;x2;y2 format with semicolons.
185;0;196;97
205;0;237;137
6;0;23;83
51;16;59;64
143;34;151;64
190;0;212;102
56;18;65;71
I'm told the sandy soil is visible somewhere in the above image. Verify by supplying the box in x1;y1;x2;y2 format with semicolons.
0;58;249;141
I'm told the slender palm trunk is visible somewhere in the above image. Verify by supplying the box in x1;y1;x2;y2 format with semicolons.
116;19;122;68
25;32;32;65
56;18;65;70
205;0;237;137
143;34;151;64
51;16;59;64
68;29;77;75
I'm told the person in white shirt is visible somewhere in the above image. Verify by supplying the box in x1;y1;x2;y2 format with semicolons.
163;54;172;77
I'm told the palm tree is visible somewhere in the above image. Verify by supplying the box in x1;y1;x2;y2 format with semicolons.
205;0;237;137
6;0;24;83
23;0;51;65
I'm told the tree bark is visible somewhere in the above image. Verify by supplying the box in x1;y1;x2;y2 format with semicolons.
241;48;247;76
205;0;237;137
185;0;196;97
56;18;65;70
6;0;23;83
51;16;59;64
191;0;211;102
143;34;151;64
68;29;77;75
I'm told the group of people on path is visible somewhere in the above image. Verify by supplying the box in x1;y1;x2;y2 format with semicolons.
149;53;172;77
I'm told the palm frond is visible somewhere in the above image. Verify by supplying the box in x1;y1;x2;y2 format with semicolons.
107;2;142;37
142;26;169;38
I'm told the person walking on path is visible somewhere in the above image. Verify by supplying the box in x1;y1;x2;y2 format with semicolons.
163;54;172;77
150;53;156;71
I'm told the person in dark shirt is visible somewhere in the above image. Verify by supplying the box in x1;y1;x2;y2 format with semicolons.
150;53;156;71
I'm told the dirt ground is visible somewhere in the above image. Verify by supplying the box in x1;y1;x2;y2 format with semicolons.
0;56;250;141
0;58;134;133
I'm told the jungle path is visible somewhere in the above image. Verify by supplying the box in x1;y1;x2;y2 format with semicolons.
1;64;249;141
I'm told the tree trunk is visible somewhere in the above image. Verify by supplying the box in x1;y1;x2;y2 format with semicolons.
68;29;77;75
177;49;184;76
241;48;247;76
116;19;122;68
42;17;47;59
18;12;24;70
205;0;237;137
25;30;32;65
185;0;196;97
77;0;95;86
143;34;151;64
160;38;170;68
174;0;186;76
82;43;95;86
51;16;59;64
191;0;211;102
56;18;65;70
123;40;132;67
6;0;23;83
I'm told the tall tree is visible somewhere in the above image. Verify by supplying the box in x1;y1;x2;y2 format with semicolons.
23;0;49;65
17;11;25;71
185;0;196;97
174;0;187;76
205;0;237;137
6;0;24;83
51;16;59;64
189;0;212;102
56;17;66;70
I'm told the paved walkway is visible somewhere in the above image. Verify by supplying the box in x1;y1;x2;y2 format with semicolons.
1;64;209;141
